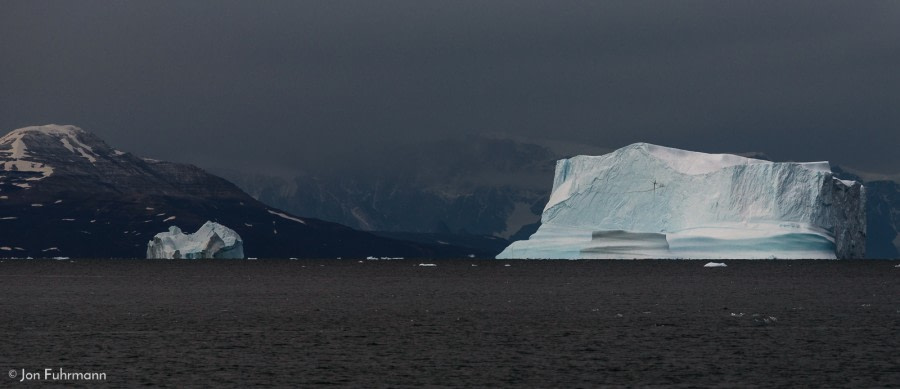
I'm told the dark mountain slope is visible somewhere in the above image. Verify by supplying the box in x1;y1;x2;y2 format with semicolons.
0;125;481;258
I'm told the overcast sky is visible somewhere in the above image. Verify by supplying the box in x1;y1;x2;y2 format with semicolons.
2;1;899;174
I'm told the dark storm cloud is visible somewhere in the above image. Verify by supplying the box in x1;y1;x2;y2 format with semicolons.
1;1;899;174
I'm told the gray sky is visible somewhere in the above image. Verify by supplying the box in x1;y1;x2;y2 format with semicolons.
2;0;899;174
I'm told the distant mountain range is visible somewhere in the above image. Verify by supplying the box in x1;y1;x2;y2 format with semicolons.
220;135;900;259
0;125;486;258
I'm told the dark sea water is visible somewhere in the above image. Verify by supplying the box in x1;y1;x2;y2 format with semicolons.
1;259;898;387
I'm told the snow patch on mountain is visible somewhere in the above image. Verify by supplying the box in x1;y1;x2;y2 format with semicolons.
268;209;306;224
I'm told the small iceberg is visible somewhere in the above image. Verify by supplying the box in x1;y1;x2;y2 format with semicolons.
704;262;727;268
146;221;243;259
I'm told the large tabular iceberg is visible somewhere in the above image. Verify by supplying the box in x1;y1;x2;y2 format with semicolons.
147;221;244;259
497;143;866;259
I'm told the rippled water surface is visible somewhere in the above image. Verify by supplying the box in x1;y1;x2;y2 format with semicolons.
1;260;898;387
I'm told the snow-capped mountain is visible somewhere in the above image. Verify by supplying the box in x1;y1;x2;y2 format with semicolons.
0;125;481;258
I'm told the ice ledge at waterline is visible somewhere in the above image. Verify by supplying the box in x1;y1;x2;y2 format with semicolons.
497;143;866;259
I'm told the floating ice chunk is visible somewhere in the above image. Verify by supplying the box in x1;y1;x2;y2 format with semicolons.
54;200;62;204
146;221;244;259
30;203;42;207
0;216;16;220
162;216;176;222
418;263;437;267
704;262;727;268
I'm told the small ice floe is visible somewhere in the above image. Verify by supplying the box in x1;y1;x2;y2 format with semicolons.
471;264;478;267
730;312;745;317
704;262;727;268
747;314;778;325
61;218;75;221
52;256;70;260
145;207;154;210
244;223;253;227
0;216;17;220
31;203;43;207
54;200;63;204
467;254;475;258
247;257;258;260
289;257;298;260
504;264;511;267
418;263;437;267
366;256;377;260
163;216;176;222
895;264;900;268
0;247;11;251
42;247;59;252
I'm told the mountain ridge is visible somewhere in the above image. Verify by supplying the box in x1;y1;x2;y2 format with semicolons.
0;125;483;258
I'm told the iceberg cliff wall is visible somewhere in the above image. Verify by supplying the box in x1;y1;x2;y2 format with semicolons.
497;143;865;259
